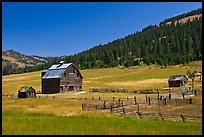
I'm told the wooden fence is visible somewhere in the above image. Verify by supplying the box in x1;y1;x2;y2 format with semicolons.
89;88;159;94
81;95;201;122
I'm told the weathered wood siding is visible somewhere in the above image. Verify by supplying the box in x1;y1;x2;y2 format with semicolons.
168;79;188;87
60;64;82;91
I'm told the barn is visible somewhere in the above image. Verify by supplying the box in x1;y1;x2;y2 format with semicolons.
168;75;188;87
18;86;36;98
41;61;83;94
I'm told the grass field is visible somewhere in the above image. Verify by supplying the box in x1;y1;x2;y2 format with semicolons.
2;109;202;135
2;61;202;135
2;60;202;93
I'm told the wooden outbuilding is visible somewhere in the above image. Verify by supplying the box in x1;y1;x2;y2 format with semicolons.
18;86;36;98
41;61;83;94
168;75;188;87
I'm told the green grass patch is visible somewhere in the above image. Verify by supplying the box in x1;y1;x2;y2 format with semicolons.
2;110;202;135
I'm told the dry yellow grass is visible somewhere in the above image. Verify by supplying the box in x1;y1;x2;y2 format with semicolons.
2;61;202;94
2;61;202;118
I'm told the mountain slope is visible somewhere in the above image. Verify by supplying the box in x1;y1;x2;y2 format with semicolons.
2;50;48;68
61;8;202;69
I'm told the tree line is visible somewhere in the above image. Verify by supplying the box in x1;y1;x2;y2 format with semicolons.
2;8;202;75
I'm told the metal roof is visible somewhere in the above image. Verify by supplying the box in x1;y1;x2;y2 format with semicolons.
48;63;72;70
42;62;83;79
168;75;187;81
18;86;35;93
42;69;66;79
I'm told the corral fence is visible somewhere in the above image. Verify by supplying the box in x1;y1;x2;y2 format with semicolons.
89;88;159;94
82;95;202;122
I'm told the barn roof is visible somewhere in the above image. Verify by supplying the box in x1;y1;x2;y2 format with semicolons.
42;69;66;79
168;75;188;81
42;62;82;79
48;63;72;70
18;86;35;93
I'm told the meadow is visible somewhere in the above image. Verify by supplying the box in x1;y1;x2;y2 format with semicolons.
2;61;202;93
2;61;202;135
2;109;202;135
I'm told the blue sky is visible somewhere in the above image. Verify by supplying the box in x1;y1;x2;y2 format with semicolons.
2;2;202;57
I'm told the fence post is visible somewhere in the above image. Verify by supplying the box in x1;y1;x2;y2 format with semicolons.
127;96;129;100
180;114;185;122
99;96;101;100
110;103;113;114
160;96;162;100
157;91;160;100
92;97;94;100
169;90;171;99
189;98;192;104
137;103;140;112
145;95;148;104
82;104;84;111
137;112;142;119
182;93;185;99
134;96;137;105
194;90;197;96
164;97;167;105
113;97;115;101
122;107;125;115
148;97;151;105
103;101;106;109
159;113;164;120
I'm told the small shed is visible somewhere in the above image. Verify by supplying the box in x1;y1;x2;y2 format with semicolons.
168;75;188;87
18;86;36;98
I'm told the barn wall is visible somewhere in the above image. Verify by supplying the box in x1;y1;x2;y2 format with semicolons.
60;65;82;91
168;80;181;87
18;92;27;98
42;78;60;93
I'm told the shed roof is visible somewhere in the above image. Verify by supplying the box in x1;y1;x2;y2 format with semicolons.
168;75;188;81
18;86;35;93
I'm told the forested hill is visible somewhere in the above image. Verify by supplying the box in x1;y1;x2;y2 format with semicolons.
2;8;202;75
61;8;202;69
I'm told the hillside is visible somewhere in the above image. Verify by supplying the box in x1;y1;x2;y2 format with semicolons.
60;8;202;69
2;8;202;75
2;50;48;67
2;50;53;75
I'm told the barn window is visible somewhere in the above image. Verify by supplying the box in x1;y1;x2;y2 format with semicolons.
64;73;66;76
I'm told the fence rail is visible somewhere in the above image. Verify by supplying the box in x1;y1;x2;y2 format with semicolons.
81;95;201;122
89;88;159;94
